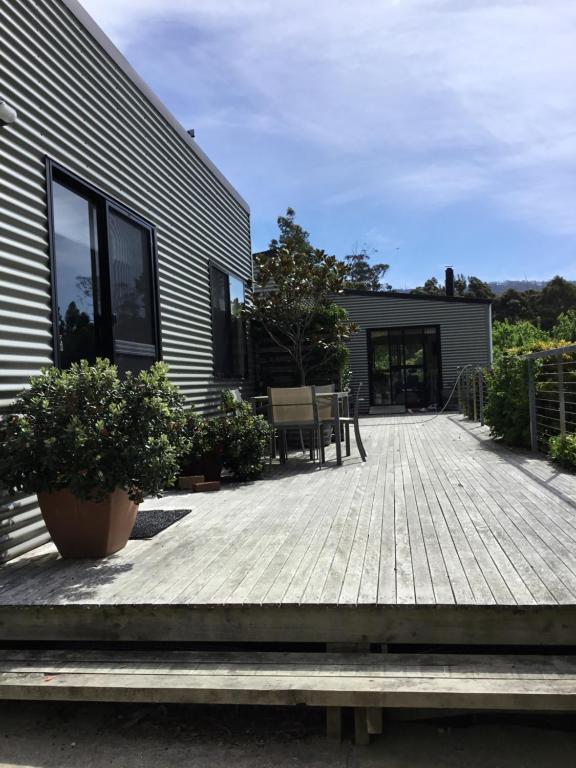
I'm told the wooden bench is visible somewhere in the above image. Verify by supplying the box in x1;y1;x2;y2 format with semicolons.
1;650;575;744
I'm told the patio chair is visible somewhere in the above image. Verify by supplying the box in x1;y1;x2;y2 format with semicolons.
267;386;323;464
338;383;367;462
313;383;336;463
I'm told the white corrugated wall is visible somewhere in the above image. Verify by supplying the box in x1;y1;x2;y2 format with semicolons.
335;293;493;412
0;0;252;560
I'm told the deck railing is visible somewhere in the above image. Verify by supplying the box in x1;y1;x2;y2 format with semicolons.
457;366;488;426
525;344;576;453
458;345;576;454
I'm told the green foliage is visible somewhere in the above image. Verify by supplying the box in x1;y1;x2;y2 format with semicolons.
466;276;495;300
412;276;444;296
251;208;356;385
484;340;566;449
182;392;273;481
344;246;390;292
304;303;351;385
492;320;550;361
412;274;494;299
549;433;576;468
182;410;226;460
539;276;576;330
219;396;273;481
552;310;576;342
493;276;576;329
0;360;187;503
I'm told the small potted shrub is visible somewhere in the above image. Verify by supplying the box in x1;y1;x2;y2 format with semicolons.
181;392;272;482
0;359;187;558
181;412;226;481
219;393;272;480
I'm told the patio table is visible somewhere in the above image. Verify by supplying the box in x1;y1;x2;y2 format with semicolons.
251;391;350;466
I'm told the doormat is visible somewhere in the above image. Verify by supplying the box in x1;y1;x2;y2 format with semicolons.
130;509;192;539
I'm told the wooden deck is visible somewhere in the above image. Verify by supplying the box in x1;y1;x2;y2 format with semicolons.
2;415;576;646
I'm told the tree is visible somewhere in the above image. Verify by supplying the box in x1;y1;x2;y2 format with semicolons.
344;245;390;292
492;288;539;324
538;276;576;330
251;209;356;385
412;277;444;296
552;309;576;342
412;273;493;299
454;273;468;296
466;276;495;300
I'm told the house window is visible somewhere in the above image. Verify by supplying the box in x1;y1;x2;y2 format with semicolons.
48;162;160;374
210;264;246;378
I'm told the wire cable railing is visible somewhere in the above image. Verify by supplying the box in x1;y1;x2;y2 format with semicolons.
457;366;488;426
525;344;576;453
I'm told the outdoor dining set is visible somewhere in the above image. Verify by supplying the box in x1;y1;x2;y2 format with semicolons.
251;384;367;467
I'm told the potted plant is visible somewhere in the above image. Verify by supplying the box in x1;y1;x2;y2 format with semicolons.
181;412;226;481
0;359;187;558
219;393;272;480
181;392;272;482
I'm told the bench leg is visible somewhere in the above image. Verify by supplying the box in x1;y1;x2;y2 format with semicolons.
326;707;342;741
354;708;370;746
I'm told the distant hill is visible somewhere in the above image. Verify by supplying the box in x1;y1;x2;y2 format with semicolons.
394;279;575;295
487;280;549;295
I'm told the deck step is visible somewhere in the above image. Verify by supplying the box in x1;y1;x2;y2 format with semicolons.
0;651;575;711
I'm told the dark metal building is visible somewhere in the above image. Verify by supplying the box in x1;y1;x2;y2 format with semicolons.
0;0;253;559
335;285;492;414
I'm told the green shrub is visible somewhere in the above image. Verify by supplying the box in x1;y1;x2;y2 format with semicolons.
182;392;273;482
492;320;550;361
549;433;576;468
219;397;273;480
552;310;576;342
484;340;565;449
0;359;187;503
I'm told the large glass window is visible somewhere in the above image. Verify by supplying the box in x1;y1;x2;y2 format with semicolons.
49;165;159;373
210;265;246;379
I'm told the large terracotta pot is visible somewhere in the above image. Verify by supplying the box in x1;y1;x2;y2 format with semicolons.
37;488;138;559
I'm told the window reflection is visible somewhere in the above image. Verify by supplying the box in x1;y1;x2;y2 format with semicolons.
52;182;98;367
108;211;155;345
210;266;246;379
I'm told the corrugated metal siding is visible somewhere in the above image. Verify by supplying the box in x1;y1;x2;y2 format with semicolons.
335;293;492;413
0;0;252;560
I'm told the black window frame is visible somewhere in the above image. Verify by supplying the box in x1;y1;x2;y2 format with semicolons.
209;262;247;380
46;158;162;370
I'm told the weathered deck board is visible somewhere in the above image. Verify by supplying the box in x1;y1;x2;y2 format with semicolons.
2;414;576;621
2;651;576;712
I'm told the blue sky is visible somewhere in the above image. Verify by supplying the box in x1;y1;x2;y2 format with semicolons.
82;0;576;288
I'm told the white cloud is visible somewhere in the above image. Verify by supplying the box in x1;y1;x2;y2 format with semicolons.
79;0;576;236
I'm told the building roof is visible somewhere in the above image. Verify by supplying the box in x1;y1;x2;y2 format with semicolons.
340;288;493;305
63;0;249;213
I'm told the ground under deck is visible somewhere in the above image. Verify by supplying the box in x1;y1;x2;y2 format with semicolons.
2;415;576;645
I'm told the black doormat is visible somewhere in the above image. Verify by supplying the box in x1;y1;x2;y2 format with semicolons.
130;508;192;539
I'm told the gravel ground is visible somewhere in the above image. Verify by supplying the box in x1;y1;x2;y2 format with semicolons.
1;702;575;768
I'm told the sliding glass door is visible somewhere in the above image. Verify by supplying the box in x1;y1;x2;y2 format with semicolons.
369;326;441;410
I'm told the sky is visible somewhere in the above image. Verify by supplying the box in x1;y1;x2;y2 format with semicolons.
80;0;576;288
